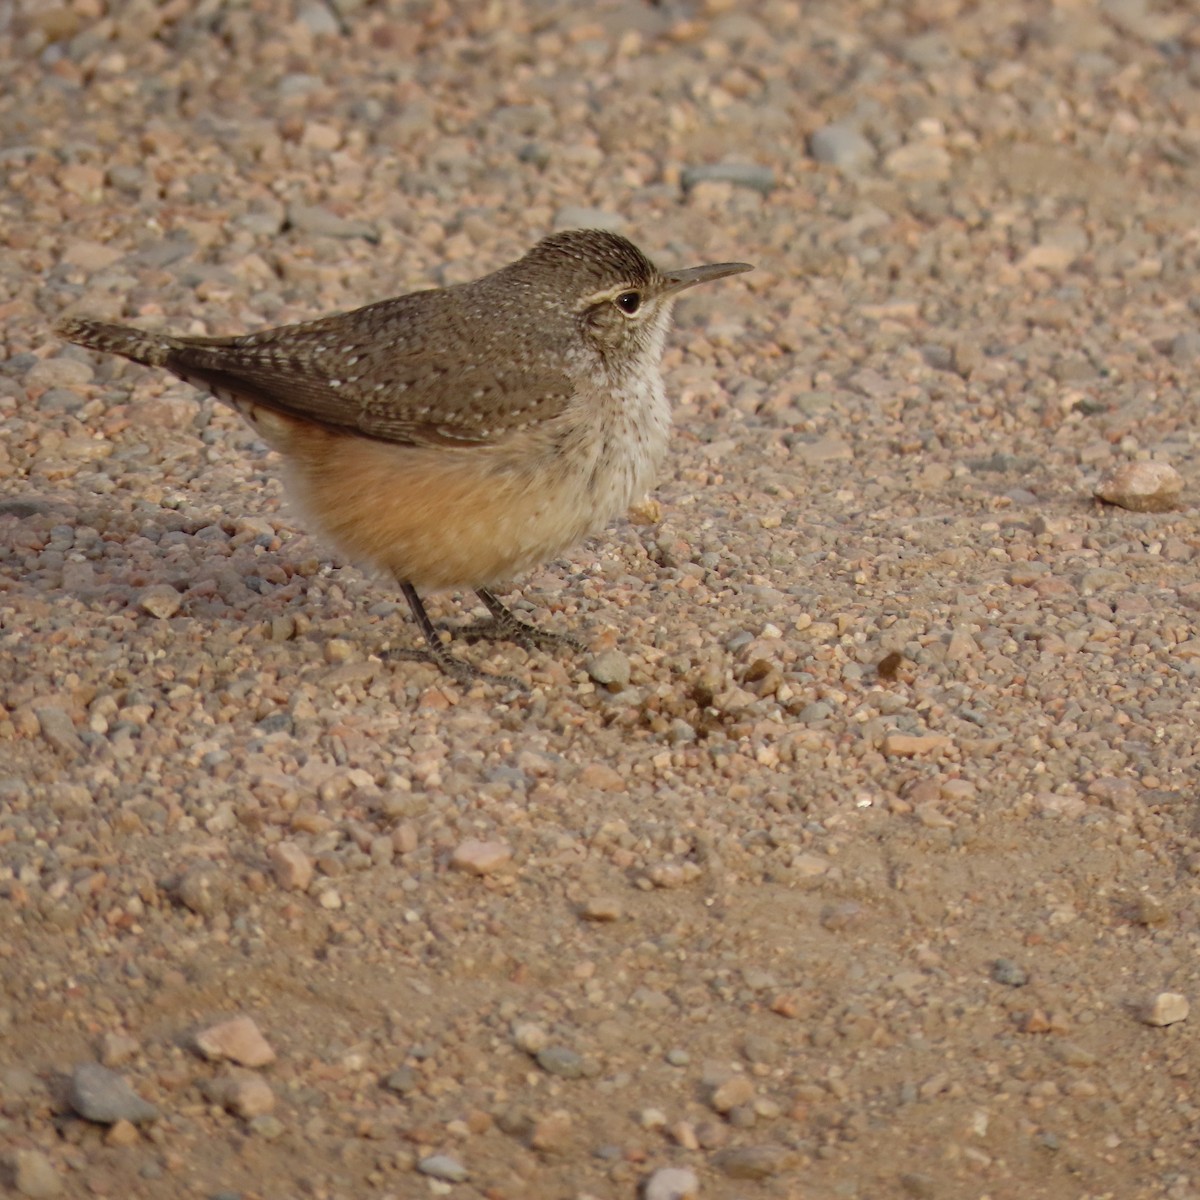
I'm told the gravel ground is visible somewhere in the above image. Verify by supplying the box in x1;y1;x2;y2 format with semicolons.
3;1;1200;1198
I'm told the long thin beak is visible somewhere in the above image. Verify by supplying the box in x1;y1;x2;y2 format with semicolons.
661;261;754;296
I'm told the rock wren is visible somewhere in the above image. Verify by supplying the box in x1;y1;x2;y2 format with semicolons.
58;229;752;684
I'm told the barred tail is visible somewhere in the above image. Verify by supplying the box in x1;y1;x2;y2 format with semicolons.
56;318;179;369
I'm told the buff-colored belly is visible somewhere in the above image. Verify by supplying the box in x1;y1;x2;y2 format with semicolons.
249;405;662;590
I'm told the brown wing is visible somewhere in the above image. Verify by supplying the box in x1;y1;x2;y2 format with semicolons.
161;289;575;447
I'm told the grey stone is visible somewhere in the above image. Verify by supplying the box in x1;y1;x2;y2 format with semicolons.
278;72;323;98
901;32;958;69
797;701;833;723
125;236;194;269
536;1045;584;1078
991;958;1029;987
296;1;341;35
105;164;145;193
0;499;55;519
1169;331;1200;363
35;707;85;757
286;204;378;242
809;123;875;171
68;1062;158;1125
249;1114;285;1139
681;163;775;195
384;1067;419;1094
417;1155;468;1182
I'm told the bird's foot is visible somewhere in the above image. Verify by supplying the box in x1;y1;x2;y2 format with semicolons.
459;614;583;654
392;579;526;690
384;644;526;692
466;588;585;654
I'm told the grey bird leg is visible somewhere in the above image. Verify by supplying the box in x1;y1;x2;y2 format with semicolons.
465;587;585;653
390;582;524;689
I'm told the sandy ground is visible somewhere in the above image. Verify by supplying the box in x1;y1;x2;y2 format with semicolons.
2;1;1200;1198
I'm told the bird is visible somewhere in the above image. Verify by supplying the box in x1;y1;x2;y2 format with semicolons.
58;228;753;684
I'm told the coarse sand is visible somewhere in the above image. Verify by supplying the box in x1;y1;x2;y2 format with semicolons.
2;3;1199;1198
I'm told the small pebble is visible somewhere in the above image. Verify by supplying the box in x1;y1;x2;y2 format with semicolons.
809;122;875;170
12;1149;61;1198
286;203;377;241
104;1118;139;1147
296;0;340;35
138;584;182;619
586;648;631;689
711;1145;794;1179
789;853;830;878
819;901;863;932
98;1031;139;1067
899;1172;938;1199
323;637;356;664
1169;331;1200;363
536;1045;584;1079
1142;993;1189;1027
450;839;512;875
579;895;623;922
884;140;952;180
644;861;702;889
175;867;227;916
681;163;776;195
882;734;952;757
512;1021;549;1054
694;1121;729;1150
742;1035;780;1066
417;1155;469;1182
1095;461;1183;512
577;761;626;791
529;1109;573;1152
220;1074;276;1118
709;1073;755;1114
1052;1041;1098;1067
991;958;1029;987
671;1121;700;1150
384;1067;419;1094
643;1166;700;1200
194;1016;277;1067
28;358;94;389
627;495;662;524
1129;894;1170;927
34;707;85;757
249;1114;285;1139
553;205;624;232
2;1066;39;1096
268;843;314;891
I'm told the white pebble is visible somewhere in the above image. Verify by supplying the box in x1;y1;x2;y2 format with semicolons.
644;1166;700;1200
1142;992;1189;1027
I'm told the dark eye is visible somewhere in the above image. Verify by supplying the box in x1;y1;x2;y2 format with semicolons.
615;290;641;315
